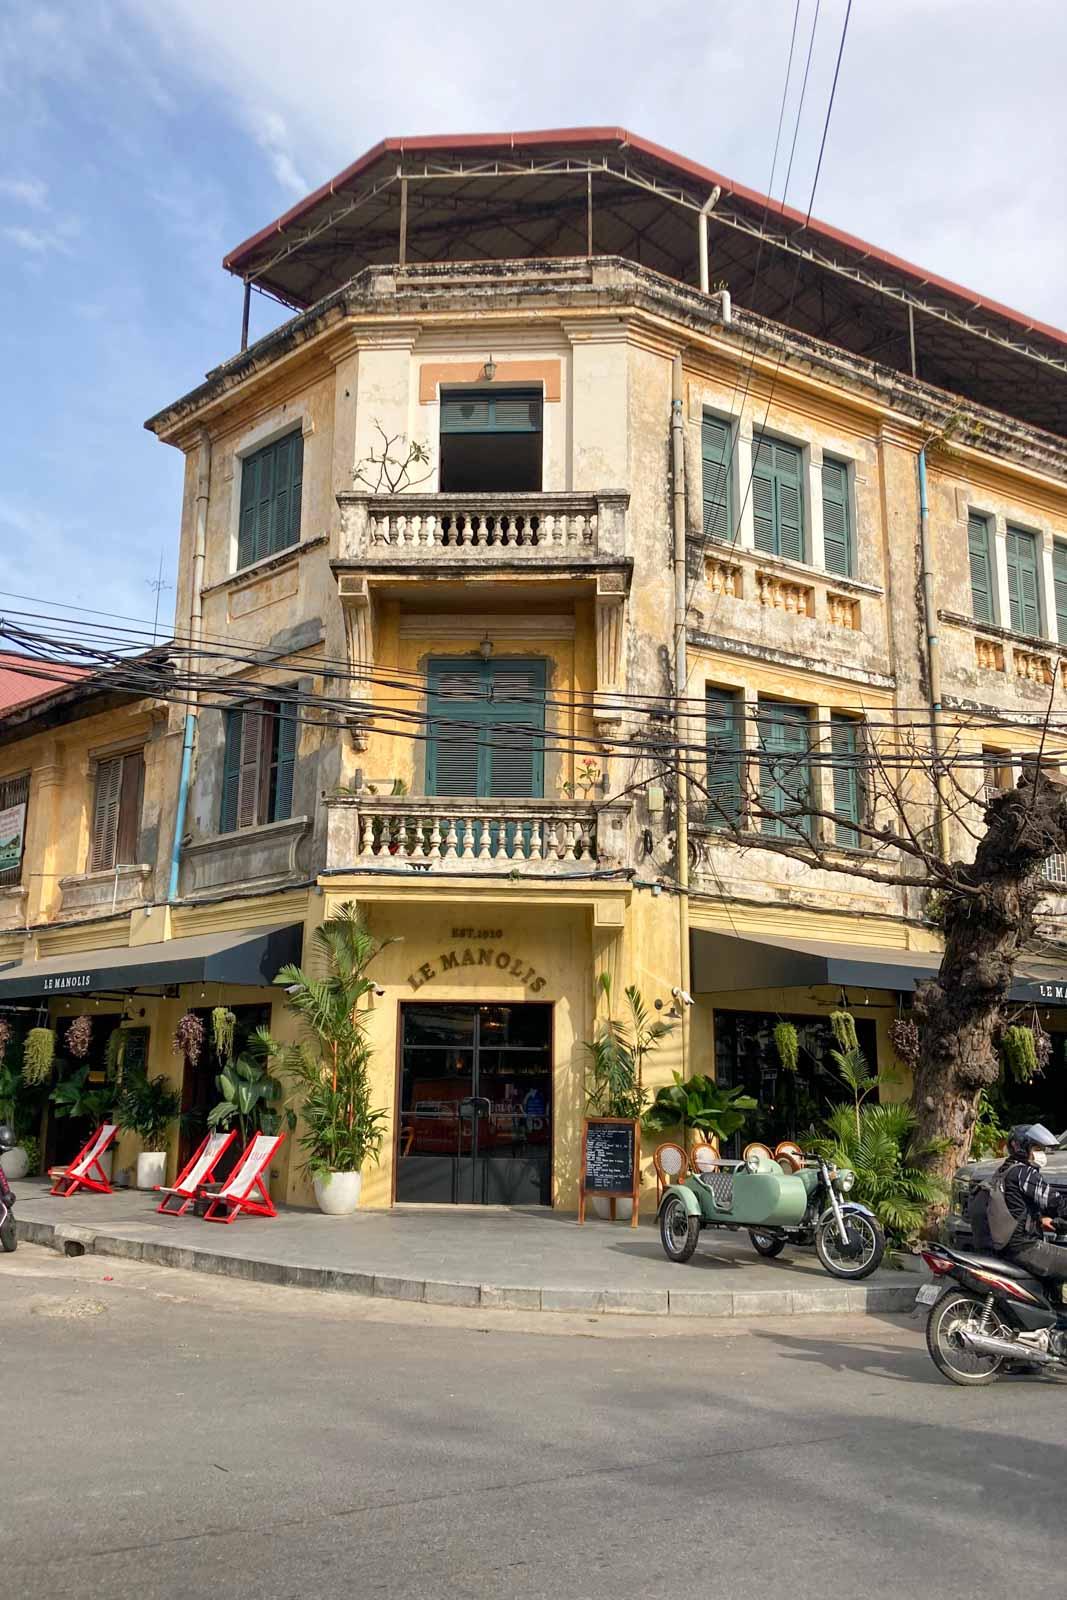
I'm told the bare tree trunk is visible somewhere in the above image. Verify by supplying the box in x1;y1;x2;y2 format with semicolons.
910;771;1067;1227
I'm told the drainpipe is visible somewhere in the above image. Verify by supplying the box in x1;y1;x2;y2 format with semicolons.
918;446;949;859
168;431;211;901
697;188;721;294
671;353;691;1071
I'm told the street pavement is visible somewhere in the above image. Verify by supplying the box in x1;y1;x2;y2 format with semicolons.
2;1245;1062;1598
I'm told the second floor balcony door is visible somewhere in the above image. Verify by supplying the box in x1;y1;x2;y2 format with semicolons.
426;657;546;801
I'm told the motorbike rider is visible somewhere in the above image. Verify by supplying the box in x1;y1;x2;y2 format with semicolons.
995;1123;1067;1292
0;1124;16;1211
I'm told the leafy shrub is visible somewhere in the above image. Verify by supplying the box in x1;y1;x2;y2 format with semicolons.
811;1101;946;1245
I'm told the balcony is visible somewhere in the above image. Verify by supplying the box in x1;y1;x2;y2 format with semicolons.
336;490;628;565
324;796;631;875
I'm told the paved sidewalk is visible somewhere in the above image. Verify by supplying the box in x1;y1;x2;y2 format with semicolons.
13;1179;921;1317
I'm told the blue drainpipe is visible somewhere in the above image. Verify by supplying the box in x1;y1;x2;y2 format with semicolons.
168;712;195;902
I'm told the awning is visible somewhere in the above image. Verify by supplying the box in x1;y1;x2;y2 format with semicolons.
691;928;1067;1006
0;924;303;1001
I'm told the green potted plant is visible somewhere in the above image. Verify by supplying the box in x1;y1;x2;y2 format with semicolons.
207;1030;285;1147
49;1063;116;1177
584;974;673;1218
116;1072;182;1190
274;902;390;1216
643;1073;757;1150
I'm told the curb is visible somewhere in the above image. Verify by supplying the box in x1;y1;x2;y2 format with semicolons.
16;1216;920;1318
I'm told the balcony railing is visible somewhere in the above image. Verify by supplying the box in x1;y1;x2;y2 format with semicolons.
336;491;627;562
325;796;622;873
1045;854;1067;886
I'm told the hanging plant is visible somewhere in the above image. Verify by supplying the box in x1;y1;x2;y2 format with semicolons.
1001;1024;1040;1083
23;1027;56;1086
105;1027;126;1084
0;1017;11;1062
773;1021;799;1072
830;1010;859;1054
211;1007;237;1065
65;1014;92;1060
172;1011;204;1066
1032;1016;1052;1076
889;1017;921;1068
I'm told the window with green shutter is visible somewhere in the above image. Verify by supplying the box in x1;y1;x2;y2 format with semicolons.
0;771;30;886
705;688;744;826
821;458;852;577
220;696;298;833
426;658;546;799
237;430;304;570
701;414;733;543
829;714;865;848
757;699;812;838
968;514;994;623
1006;525;1041;636
752;435;804;561
1054;542;1067;643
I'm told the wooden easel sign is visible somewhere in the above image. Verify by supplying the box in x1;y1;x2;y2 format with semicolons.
579;1116;640;1227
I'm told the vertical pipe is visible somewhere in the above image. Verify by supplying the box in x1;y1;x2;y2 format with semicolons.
918;446;948;857
399;174;409;267
168;431;211;902
586;171;593;257
671;354;691;1072
240;282;251;352
698;213;709;293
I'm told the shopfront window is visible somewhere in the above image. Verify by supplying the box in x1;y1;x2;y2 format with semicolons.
713;1009;878;1152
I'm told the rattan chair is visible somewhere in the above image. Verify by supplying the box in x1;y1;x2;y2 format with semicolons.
690;1141;720;1174
653;1141;689;1201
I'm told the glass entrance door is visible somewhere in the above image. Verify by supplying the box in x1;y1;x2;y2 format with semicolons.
397;1003;552;1205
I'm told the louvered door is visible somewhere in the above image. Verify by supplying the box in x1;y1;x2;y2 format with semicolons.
757;701;812;838
753;435;804;560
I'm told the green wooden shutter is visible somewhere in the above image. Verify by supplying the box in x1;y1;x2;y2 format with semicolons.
821;459;851;577
829;714;864;848
484;663;546;798
272;699;298;821
440;390;541;433
1053;543;1067;642
1006;526;1040;636
426;659;545;798
757;701;812;838
220;710;243;833
752;438;776;552
427;663;487;797
705;690;743;826
968;515;993;623
701;415;733;543
752;436;805;560
238;451;260;569
238;431;303;568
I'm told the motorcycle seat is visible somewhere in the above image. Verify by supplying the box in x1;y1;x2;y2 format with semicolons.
946;1248;1041;1281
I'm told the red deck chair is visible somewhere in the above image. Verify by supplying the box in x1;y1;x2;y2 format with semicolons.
155;1130;238;1216
48;1123;119;1197
202;1132;284;1224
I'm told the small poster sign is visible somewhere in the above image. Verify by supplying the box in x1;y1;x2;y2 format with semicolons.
579;1116;640;1227
0;802;26;876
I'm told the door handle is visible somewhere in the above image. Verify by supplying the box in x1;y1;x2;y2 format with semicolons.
459;1096;491;1118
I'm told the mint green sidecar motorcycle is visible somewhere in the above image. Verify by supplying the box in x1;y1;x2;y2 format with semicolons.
658;1151;885;1280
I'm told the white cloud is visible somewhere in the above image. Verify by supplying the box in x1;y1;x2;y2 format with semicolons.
3;224;50;254
251;107;307;197
0;176;48;208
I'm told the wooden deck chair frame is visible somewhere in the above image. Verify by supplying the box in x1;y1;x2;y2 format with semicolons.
652;1141;689;1201
202;1133;285;1224
48;1123;119;1197
156;1130;238;1216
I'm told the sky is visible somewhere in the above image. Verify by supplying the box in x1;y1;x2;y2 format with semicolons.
1;0;1064;638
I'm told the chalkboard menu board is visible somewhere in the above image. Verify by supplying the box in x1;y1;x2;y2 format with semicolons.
579;1117;640;1227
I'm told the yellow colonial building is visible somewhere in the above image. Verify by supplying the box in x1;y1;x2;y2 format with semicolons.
3;129;1067;1210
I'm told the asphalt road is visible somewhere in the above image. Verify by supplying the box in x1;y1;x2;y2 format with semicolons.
1;1245;1061;1599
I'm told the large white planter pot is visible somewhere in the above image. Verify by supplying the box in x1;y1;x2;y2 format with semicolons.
591;1196;634;1221
0;1146;28;1181
313;1171;362;1216
136;1151;167;1191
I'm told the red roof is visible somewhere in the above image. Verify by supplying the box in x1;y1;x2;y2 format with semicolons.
223;126;1067;350
0;653;89;714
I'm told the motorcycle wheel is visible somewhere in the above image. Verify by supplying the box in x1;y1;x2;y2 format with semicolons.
659;1194;700;1263
0;1214;16;1253
927;1290;1007;1385
814;1212;884;1279
749;1230;786;1258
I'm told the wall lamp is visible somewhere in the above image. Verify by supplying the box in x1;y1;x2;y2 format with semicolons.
482;354;497;382
479;633;494;661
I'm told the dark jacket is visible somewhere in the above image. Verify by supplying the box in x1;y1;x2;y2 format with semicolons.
1001;1158;1067;1252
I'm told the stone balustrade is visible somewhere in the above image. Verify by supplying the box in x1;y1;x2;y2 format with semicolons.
1014;647;1053;685
975;637;1005;671
325;796;620;872
827;593;859;630
337;491;628;561
755;571;815;617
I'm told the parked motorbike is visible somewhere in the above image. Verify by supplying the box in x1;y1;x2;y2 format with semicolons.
658;1150;885;1280
0;1189;16;1254
918;1237;1067;1384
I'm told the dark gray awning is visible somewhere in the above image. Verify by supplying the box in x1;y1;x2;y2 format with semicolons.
0;923;303;1001
691;928;1067;1006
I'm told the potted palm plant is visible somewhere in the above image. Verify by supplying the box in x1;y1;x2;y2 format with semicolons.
116;1072;182;1189
275;902;389;1216
584;975;674;1219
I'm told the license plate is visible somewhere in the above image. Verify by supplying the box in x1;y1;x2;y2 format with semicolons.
915;1283;940;1307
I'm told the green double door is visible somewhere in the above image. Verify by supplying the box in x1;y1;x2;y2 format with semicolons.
426;658;546;855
